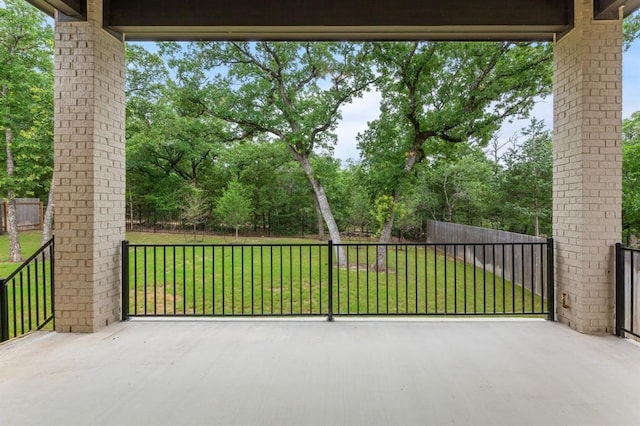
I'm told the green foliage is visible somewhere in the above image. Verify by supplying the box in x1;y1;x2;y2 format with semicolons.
0;0;53;199
358;41;552;239
215;180;254;237
623;111;640;241
499;120;552;236
624;10;640;50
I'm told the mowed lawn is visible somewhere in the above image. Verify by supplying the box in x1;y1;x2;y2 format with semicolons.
124;232;549;317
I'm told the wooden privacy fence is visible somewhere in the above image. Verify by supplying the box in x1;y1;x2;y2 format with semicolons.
426;221;550;297
0;199;44;233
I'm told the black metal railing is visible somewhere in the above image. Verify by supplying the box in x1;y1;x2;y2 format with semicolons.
122;240;554;319
0;237;55;342
616;243;640;339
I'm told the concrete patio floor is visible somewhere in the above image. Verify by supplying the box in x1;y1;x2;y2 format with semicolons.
1;319;639;426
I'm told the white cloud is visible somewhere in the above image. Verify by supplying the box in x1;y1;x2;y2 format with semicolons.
334;89;382;163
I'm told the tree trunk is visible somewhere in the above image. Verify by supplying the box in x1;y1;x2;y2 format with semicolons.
41;177;55;246
298;155;346;267
375;151;419;270
534;214;540;237
376;208;396;270
129;191;134;232
5;128;21;262
311;192;325;240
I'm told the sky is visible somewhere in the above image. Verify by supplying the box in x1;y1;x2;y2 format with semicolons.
333;39;640;163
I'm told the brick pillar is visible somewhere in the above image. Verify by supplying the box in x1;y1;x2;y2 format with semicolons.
53;1;125;332
553;0;622;334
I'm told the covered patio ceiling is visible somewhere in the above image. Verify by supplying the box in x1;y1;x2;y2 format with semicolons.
25;0;640;41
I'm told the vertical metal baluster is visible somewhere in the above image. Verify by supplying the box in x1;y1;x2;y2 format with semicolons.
502;244;506;314
444;245;448;314
336;243;340;314
539;243;544;314
366;245;370;314
173;246;177;315
27;266;32;331
222;246;225;315
483;245;487;314
473;245;477;314
163;246;167;315
463;244;467;314
12;281;17;337
356;245;360;314
424;244;428;314
35;257;40;326
241;246;245;315
414;245;418;314
201;246;205;316
530;244;535;313
493;244;497;314
521;244;525;314
453;244;458;314
632;252;636;333
385;245;389;314
143;248;148;315
153;246;157;315
434;244;438;313
309;246;312;314
211;245;217;315
232;246;236;315
19;273;24;334
347;246;351;314
511;244;516;313
319;245;323;314
192;246;196;315
251;246;255;315
404;244;408;314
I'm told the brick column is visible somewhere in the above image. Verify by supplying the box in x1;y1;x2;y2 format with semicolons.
53;1;125;332
553;0;622;334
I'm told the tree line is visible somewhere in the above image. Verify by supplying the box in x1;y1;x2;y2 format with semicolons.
2;0;640;263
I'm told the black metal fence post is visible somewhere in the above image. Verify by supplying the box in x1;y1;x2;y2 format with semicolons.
615;242;625;337
122;240;130;321
546;238;555;321
50;236;55;331
327;240;333;321
0;279;8;342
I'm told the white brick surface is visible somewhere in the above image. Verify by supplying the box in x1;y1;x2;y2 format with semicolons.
553;0;622;334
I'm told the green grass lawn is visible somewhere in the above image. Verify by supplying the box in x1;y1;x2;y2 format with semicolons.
0;231;45;278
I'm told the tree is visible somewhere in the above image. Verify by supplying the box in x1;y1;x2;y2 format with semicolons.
215;180;253;240
622;111;640;242
0;0;53;261
126;43;233;217
181;187;209;241
500;120;552;236
184;42;373;265
359;41;552;267
624;10;640;50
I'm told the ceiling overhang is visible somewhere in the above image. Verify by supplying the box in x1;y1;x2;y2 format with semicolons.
23;0;640;42
595;0;640;19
